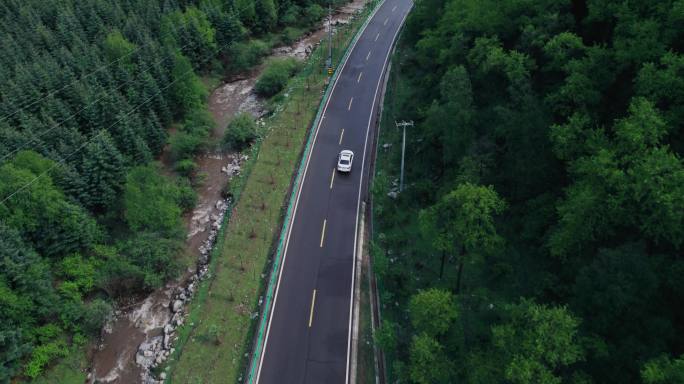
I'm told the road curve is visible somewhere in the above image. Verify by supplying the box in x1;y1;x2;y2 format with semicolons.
256;1;412;383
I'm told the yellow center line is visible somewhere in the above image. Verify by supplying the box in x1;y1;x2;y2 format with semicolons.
308;290;317;327
384;17;389;26
392;5;397;12
348;97;354;111
339;129;344;145
357;71;363;83
330;168;336;189
375;32;380;41
320;219;327;247
366;50;372;61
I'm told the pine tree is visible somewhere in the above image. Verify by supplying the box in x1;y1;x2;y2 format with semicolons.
78;131;125;212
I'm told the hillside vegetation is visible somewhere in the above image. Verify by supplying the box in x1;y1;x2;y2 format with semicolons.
373;0;684;383
0;0;347;381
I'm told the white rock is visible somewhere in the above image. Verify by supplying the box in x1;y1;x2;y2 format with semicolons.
172;300;183;313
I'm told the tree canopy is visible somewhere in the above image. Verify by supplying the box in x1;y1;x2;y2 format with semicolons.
373;0;684;383
0;0;339;379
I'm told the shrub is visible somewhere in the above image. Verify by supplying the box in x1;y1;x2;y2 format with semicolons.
207;324;221;345
24;340;68;379
177;177;198;212
223;113;257;150
58;281;82;302
375;319;398;352
31;324;62;344
170;132;205;161
82;299;112;335
123;165;183;235
96;245;146;297
301;4;325;29
227;39;269;73
118;232;182;291
255;58;300;97
281;27;304;45
182;108;214;137
59;254;98;293
72;333;88;346
175;159;197;177
280;5;300;26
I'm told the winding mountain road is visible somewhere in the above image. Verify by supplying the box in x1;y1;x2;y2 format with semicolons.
255;1;413;382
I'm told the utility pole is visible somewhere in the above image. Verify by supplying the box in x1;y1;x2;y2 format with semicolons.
395;120;414;192
327;1;333;75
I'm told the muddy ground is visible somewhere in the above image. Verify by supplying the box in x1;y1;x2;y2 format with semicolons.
87;1;368;382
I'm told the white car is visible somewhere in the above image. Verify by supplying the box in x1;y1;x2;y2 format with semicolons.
337;150;354;172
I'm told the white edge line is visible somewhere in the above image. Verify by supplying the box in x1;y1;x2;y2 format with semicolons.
345;3;412;384
254;1;388;382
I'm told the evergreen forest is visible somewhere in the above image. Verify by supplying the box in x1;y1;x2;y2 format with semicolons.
373;0;684;383
0;0;343;380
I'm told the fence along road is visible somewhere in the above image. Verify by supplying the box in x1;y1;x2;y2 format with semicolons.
255;0;413;383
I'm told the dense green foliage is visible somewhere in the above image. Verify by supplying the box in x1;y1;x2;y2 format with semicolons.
223;112;258;150
374;0;684;383
255;57;301;97
0;0;340;380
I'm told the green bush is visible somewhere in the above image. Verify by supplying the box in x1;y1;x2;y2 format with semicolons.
255;58;300;97
118;232;182;291
24;341;68;379
227;39;269;73
281;27;304;45
280;5;300;26
31;324;62;344
223;113;257;150
59;254;98;293
177;178;198;212
175;159;198;177
182;108;214;137
82;299;112;335
170;132;205;161
96;245;147;297
301;4;325;29
123;165;183;235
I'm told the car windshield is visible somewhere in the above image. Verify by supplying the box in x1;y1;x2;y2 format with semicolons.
340;159;349;165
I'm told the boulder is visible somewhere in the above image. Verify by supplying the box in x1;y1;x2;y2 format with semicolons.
172;300;183;313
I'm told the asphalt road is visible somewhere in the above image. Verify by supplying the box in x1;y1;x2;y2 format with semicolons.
256;1;412;383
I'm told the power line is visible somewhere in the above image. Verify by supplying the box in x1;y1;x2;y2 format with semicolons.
0;0;249;125
0;48;206;205
0;40;184;163
2;55;168;162
0;22;245;205
0;30;163;124
0;0;257;162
